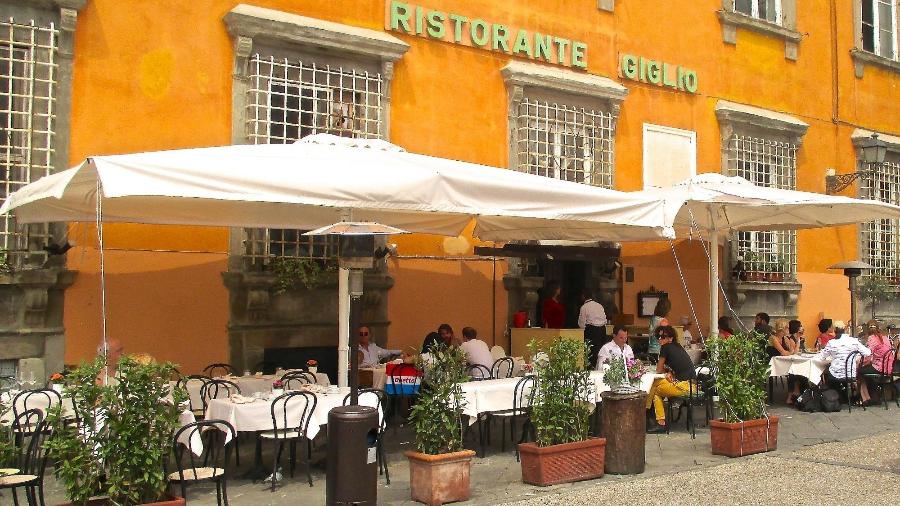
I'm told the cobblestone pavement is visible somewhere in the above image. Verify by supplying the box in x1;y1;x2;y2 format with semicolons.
31;402;900;505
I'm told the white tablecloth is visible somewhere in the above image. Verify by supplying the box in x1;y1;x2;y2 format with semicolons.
173;372;330;409
769;355;830;385
204;387;351;440
458;371;663;424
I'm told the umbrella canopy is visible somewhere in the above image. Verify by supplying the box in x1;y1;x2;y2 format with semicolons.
0;134;673;242
635;173;900;335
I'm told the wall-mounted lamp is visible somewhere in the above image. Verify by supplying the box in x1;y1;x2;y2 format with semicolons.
825;133;888;194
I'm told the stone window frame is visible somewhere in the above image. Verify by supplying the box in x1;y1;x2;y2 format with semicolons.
222;4;408;271
1;0;85;268
597;0;615;12
851;0;900;77
717;0;802;61
716;100;809;281
501;61;627;189
855;129;900;283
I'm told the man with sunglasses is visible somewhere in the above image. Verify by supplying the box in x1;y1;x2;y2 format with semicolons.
358;326;402;368
646;325;696;433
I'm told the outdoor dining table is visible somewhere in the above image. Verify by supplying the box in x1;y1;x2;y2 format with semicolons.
175;372;330;410
458;371;665;424
359;366;388;390
769;354;830;385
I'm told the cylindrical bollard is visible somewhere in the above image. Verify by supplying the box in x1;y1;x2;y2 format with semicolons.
600;391;647;474
326;405;379;505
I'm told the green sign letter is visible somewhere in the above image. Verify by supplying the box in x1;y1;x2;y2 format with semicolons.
647;60;661;84
684;70;698;93
390;1;411;32
512;29;533;57
449;13;468;42
426;10;446;39
662;63;677;87
470;19;490;47
534;33;552;62
571;41;587;69
554;37;570;65
621;54;637;79
492;24;510;52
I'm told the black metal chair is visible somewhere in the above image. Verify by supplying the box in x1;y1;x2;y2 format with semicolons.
831;350;865;413
280;371;316;389
0;410;50;506
862;353;899;410
200;380;242;411
465;364;491;381
259;391;317;489
202;363;237;378
344;388;390;484
484;376;535;460
665;377;707;439
169;420;236;506
491;357;515;379
11;389;60;447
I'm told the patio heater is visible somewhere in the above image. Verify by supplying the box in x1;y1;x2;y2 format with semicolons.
827;260;872;336
303;221;408;404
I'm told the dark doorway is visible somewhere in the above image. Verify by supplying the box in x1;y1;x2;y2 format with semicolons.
542;260;591;328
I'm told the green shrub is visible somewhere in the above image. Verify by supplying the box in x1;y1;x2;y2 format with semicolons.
409;344;468;455
46;355;187;506
528;337;592;447
706;331;769;423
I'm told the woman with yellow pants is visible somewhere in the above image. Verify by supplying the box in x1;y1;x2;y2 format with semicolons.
646;325;696;433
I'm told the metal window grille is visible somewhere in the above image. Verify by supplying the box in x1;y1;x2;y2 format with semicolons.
727;134;798;278
734;0;782;24
514;97;615;188
860;159;900;282
862;0;898;59
0;18;57;262
242;54;383;268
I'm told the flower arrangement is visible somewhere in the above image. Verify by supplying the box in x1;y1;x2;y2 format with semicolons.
604;356;647;392
522;363;534;374
272;379;284;389
49;372;65;382
306;359;318;367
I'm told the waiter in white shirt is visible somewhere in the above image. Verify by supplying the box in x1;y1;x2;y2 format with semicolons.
578;289;608;368
358;326;402;368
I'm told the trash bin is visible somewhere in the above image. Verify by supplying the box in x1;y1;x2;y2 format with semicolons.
326;405;379;505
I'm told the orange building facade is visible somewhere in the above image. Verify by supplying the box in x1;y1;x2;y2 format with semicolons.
1;0;899;376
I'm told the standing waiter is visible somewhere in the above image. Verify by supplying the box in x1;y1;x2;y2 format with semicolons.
578;289;608;368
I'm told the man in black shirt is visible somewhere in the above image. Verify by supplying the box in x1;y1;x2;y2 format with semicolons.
646;325;695;433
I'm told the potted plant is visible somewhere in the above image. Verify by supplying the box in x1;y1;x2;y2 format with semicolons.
519;337;605;486
49;372;65;393
706;331;778;457
603;355;647;394
742;252;763;282
271;256;337;293
306;359;318;375
46;354;189;505
406;343;475;505
768;254;785;282
271;379;285;396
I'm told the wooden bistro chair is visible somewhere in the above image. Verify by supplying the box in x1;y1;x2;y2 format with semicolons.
259;391;317;490
169;420;236;506
344;388;390;484
0;410;50;506
491;357;515;379
465;364;491;381
202;363;237;378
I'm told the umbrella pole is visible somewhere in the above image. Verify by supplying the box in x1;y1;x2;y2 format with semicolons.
337;268;350;388
709;210;719;338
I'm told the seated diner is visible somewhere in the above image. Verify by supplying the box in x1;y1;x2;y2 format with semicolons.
646;325;695;434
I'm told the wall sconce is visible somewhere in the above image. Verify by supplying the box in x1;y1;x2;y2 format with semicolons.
825;133;888;194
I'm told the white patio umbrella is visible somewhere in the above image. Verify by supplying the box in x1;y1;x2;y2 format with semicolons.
635;173;900;336
1;133;674;386
0;134;673;242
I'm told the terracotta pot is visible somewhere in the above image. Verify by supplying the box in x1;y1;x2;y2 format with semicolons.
709;416;779;457
769;273;784;282
405;449;476;505
518;438;606;486
59;494;185;506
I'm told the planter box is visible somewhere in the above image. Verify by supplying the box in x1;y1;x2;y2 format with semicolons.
406;449;475;505
518;438;606;486
60;494;185;506
710;416;779;457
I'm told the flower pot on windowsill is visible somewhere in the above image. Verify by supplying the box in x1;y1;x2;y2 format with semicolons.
709;416;778;457
518;437;606;486
406;449;476;505
60;494;186;506
768;272;784;282
745;272;765;282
